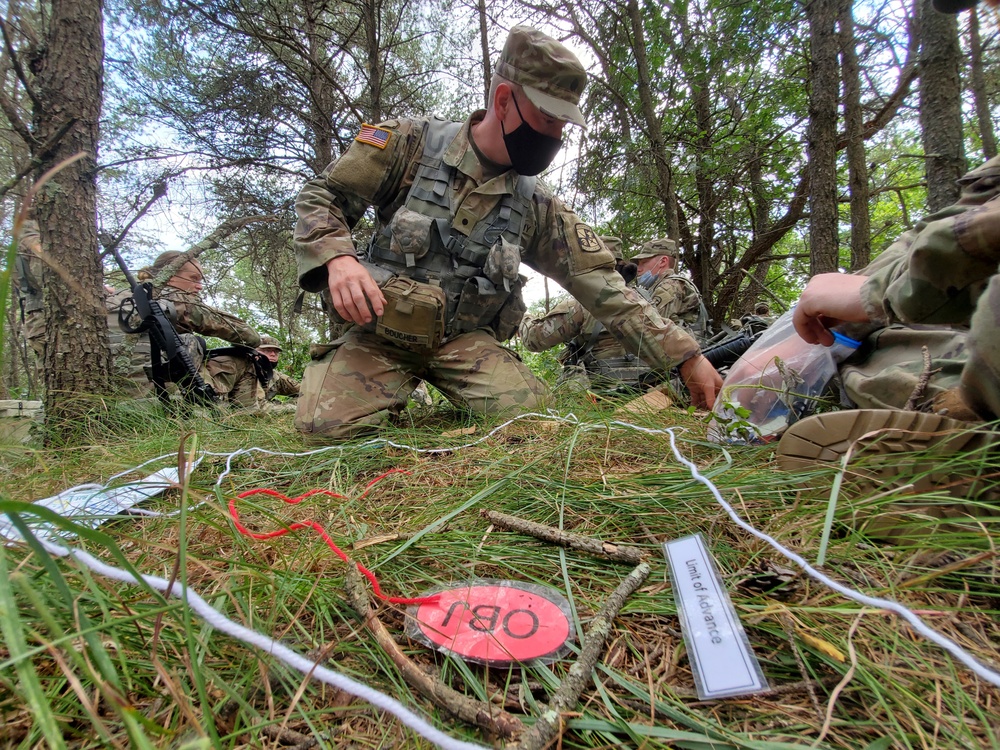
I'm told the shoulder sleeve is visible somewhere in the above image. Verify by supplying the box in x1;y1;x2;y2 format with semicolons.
519;298;585;351
519;189;617;281
563;268;700;370
881;198;999;326
161;288;262;347
293;119;423;292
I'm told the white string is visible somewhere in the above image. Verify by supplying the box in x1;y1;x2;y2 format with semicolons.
32;536;488;750
655;425;1000;689
15;408;1000;742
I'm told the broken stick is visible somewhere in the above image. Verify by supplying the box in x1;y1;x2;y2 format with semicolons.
481;510;648;564
512;562;651;750
343;565;525;739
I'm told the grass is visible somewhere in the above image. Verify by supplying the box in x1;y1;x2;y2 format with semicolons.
0;394;998;749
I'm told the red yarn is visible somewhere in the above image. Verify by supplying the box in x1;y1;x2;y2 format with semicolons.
229;469;439;605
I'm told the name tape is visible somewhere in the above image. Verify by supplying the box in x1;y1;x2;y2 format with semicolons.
664;533;769;700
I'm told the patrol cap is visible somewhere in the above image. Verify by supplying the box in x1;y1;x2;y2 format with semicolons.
932;0;978;12
632;238;678;261
600;236;623;260
957;155;1000;205
496;26;587;127
140;251;203;280
257;335;283;352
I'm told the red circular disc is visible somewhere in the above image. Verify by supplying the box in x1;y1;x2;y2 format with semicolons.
406;580;574;665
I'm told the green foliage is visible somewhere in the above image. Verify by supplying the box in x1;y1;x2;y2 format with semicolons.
512;337;564;388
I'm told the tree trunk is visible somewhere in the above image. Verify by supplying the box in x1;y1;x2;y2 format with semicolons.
839;0;871;271
919;0;965;211
807;0;841;276
32;0;111;440
363;2;383;121
477;0;490;106
968;7;997;161
305;0;335;173
691;78;715;295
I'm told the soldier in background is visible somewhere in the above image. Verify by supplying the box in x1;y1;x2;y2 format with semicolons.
519;237;655;395
632;238;713;346
16;213;150;396
13;213;46;361
256;336;301;401
112;251;262;399
203;335;300;409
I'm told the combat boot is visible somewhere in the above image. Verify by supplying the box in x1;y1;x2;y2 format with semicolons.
776;409;998;542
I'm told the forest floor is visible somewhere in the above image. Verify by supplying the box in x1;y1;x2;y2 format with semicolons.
0;392;997;749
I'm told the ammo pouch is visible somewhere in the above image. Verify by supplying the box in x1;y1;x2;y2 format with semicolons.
452;276;510;337
376;276;446;350
586;355;655;389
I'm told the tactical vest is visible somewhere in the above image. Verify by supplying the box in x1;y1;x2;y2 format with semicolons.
366;118;536;341
569;287;656;388
663;274;712;344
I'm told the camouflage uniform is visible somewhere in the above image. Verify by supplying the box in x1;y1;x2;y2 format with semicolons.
121;283;262;399
519;236;711;394
13;219;46;360
106;289;156;397
836;156;1000;419
519;294;647;393
645;275;708;344
204;335;300;408
634;238;711;346
203;353;266;408
293;33;700;442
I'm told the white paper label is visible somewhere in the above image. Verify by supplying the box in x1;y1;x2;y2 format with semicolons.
1;465;194;544
664;533;769;699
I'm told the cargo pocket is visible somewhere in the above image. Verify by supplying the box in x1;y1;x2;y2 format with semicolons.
294;341;343;434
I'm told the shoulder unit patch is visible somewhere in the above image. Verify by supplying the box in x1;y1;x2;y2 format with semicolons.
355;123;392;149
575;223;602;252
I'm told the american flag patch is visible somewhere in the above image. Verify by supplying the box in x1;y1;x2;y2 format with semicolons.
355;123;391;149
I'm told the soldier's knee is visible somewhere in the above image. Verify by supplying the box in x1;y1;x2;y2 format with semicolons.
296;408;392;444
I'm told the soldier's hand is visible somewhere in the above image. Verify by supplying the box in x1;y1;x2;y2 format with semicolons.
793;273;869;345
326;255;386;325
679;354;722;410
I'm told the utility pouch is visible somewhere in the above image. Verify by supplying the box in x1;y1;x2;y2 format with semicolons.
483;238;521;292
388;207;435;267
492;275;527;341
376;276;446;350
452;276;509;336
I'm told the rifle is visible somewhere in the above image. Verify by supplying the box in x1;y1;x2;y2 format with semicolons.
700;314;772;373
107;247;219;406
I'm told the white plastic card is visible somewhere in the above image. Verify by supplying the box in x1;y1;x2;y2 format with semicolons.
0;465;191;544
663;533;769;700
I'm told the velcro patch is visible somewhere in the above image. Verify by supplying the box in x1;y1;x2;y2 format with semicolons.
355;123;391;149
576;223;602;252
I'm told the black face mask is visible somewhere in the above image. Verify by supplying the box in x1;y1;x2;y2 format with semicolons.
501;94;563;176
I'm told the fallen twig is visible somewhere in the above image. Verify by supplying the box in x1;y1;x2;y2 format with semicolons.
343;565;525;739
481;510;648;564
512;562;651;750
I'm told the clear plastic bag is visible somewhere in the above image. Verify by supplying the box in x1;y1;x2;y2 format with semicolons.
708;309;860;444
